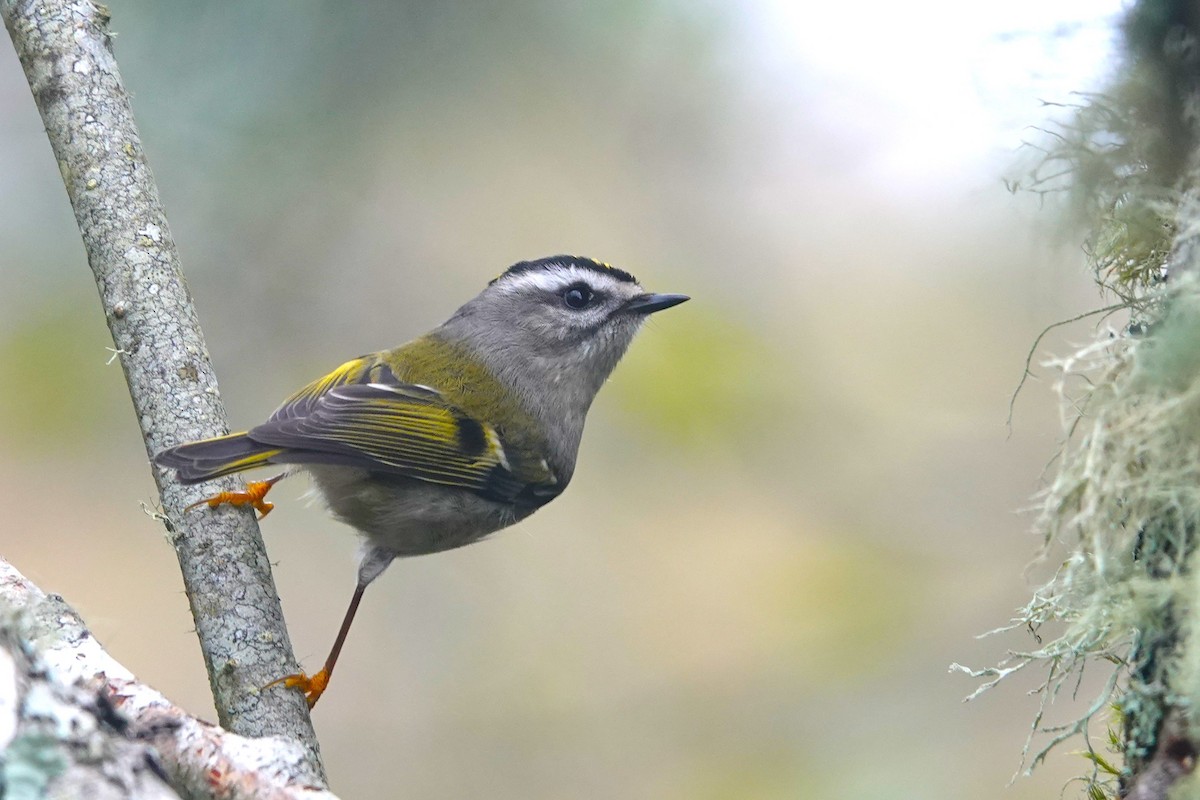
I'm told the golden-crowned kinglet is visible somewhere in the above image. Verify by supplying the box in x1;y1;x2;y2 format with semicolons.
156;255;688;707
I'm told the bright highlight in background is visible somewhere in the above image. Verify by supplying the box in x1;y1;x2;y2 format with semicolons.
743;0;1127;185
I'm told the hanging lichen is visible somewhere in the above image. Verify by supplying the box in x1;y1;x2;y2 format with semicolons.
957;1;1200;796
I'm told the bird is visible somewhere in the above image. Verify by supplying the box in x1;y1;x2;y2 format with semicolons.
155;255;689;707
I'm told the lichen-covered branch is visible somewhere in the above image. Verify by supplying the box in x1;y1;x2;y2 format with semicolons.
0;0;322;775
0;619;178;798
0;559;338;800
1122;713;1197;800
959;1;1200;797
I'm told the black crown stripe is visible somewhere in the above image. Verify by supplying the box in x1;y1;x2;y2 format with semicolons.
491;255;638;286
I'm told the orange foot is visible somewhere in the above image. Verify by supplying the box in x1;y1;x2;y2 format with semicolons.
185;474;284;520
265;668;329;709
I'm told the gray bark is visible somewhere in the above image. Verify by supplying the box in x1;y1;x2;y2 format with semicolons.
1;0;323;778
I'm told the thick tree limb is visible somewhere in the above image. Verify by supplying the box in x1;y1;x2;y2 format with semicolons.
0;559;338;799
1;0;323;776
0;612;178;798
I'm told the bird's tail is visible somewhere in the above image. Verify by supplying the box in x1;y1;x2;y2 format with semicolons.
154;433;284;484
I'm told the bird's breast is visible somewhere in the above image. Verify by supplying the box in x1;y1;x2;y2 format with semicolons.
305;464;533;557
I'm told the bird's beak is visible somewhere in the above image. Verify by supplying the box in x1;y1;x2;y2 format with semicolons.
624;293;690;314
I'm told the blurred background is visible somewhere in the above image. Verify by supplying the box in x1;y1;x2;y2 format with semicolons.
0;1;1131;797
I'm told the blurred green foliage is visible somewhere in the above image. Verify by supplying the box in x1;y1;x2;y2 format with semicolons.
613;307;803;450
0;297;125;450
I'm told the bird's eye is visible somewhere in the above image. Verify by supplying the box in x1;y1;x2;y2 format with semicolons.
562;284;594;310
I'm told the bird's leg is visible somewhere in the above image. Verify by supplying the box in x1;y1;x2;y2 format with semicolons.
184;471;289;519
267;581;368;709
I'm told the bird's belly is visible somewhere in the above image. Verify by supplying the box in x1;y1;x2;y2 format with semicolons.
305;465;523;556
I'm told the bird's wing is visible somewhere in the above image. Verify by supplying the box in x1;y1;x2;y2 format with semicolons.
249;379;558;504
267;356;389;423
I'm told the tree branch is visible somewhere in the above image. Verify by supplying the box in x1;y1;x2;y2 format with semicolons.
0;558;339;799
1;0;323;777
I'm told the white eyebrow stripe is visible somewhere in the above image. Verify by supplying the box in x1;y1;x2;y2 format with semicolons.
495;265;639;296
